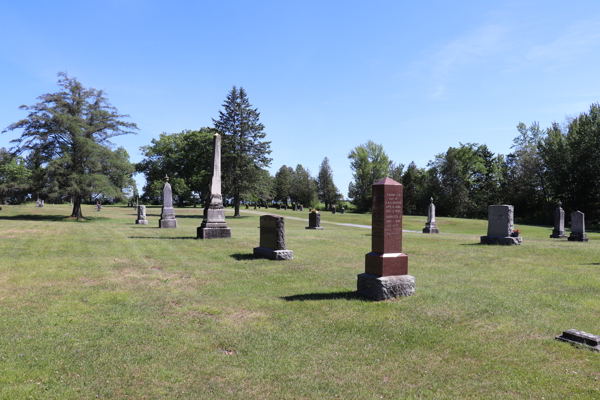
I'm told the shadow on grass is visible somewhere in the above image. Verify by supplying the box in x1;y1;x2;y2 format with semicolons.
230;253;260;261
0;214;104;222
460;243;482;246
129;236;196;240
581;263;600;265
281;291;362;301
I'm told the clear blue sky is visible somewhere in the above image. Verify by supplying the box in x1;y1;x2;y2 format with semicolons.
2;1;600;198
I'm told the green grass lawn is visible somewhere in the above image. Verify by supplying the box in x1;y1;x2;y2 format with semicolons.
0;204;598;399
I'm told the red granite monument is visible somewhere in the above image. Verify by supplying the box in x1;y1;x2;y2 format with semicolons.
357;177;415;300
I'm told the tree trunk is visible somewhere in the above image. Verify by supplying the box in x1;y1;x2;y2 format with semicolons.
234;192;240;217
71;199;84;219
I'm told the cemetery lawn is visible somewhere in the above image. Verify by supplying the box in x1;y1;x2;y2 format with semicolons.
0;204;598;399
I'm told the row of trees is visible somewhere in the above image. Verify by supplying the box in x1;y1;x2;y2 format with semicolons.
346;103;600;224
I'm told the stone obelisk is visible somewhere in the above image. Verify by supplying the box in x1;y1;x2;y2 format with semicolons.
550;201;567;238
197;133;231;239
159;175;177;228
423;197;440;233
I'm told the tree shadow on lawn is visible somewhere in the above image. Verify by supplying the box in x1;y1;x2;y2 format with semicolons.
581;263;600;265
0;214;104;222
281;291;362;301
129;236;196;240
144;214;251;220
460;243;482;246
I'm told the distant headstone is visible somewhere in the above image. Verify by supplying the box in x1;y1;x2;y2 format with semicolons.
298;205;303;211
198;133;231;239
357;178;415;300
96;201;102;211
41;200;44;207
136;205;148;225
306;210;324;230
423;197;440;234
568;211;588;242
332;205;336;214
159;175;177;228
253;215;293;260
480;205;522;245
550;201;567;238
340;206;345;214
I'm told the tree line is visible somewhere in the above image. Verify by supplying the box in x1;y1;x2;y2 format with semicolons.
2;73;599;224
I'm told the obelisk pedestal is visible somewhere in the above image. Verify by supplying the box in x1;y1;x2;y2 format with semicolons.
357;178;415;300
423;197;440;234
198;133;231;239
550;201;567;238
159;175;177;228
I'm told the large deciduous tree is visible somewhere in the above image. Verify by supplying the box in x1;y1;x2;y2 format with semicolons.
0;148;31;203
213;86;272;217
347;141;389;212
136;128;214;206
2;72;138;218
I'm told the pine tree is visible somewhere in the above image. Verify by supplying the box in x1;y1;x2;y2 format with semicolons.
213;86;272;217
2;72;138;218
316;157;341;210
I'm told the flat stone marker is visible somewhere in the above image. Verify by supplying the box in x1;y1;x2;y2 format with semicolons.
550;201;567;238
480;205;522;245
198;133;231;239
357;177;415;301
556;329;599;351
136;205;148;225
306;210;324;230
423;197;440;234
253;214;293;260
568;211;588;242
159;175;177;228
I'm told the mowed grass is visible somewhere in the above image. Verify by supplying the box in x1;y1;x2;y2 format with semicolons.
0;204;598;399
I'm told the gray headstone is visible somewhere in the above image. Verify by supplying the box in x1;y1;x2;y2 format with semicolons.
159;175;177;228
253;214;293;260
306;210;324;230
480;204;522;245
550;201;567;238
332;205;336;214
423;197;440;234
340;206;345;214
568;211;588;242
136;205;148;225
198;133;231;239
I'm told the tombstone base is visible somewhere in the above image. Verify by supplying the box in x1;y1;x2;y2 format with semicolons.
480;236;523;245
357;273;415;301
159;219;177;228
305;227;324;230
197;226;232;239
365;252;408;276
253;247;293;260
550;230;567;238
136;220;148;225
555;329;600;351
422;227;440;234
568;233;588;242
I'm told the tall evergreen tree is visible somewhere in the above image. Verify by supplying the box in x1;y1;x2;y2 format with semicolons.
316;157;341;210
2;72;138;217
213;86;272;217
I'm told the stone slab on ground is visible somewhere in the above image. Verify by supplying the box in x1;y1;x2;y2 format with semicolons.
556;329;600;351
357;273;415;301
423;227;440;234
480;236;523;245
159;219;177;229
253;247;293;260
198;226;231;239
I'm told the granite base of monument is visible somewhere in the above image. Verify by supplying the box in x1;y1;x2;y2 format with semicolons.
136;220;148;225
568;233;588;242
159;219;177;228
198;225;231;239
550;230;567;239
305;226;324;230
422;227;440;234
480;236;523;245
357;273;415;301
253;247;293;260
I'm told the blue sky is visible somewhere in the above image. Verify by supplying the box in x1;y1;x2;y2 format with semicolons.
2;1;600;197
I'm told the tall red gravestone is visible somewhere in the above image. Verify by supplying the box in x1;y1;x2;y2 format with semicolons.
357;177;415;300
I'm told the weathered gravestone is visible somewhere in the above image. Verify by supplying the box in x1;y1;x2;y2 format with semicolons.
332;205;336;214
253;215;293;260
340;206;345;214
568;211;588;242
299;205;303;211
357;178;415;301
198;133;231;239
136;205;148;225
550;201;567;238
423;197;440;234
305;210;324;230
556;329;599;351
159;175;177;228
480;205;522;245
